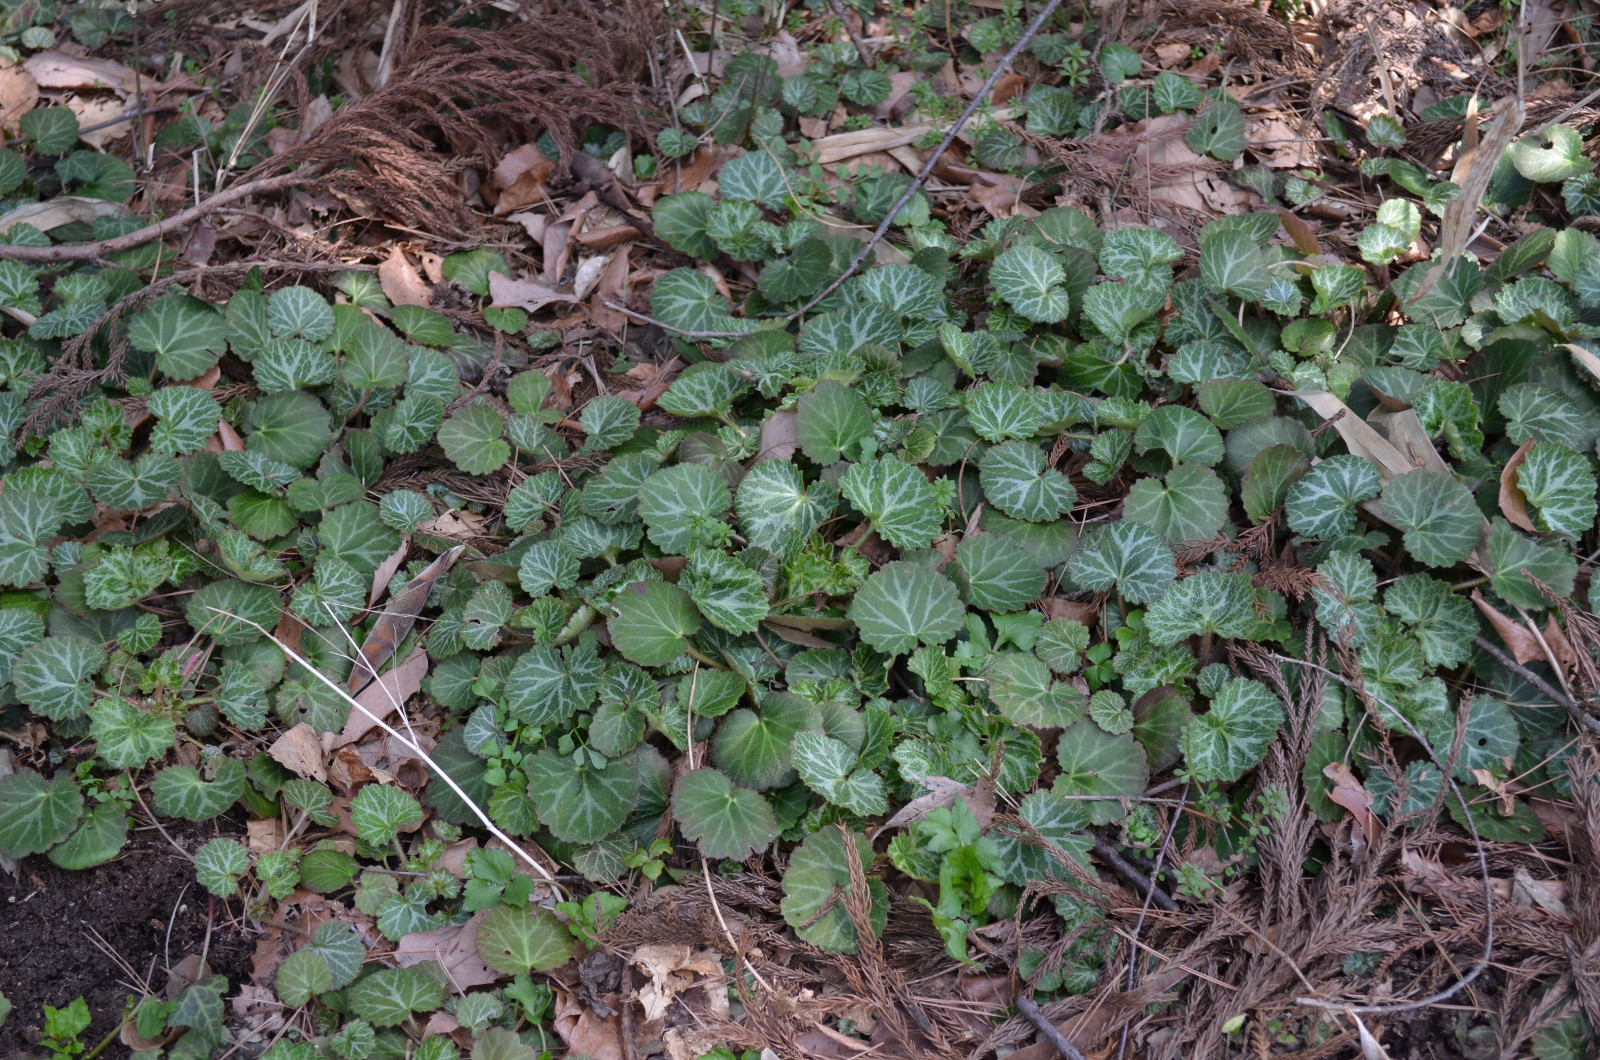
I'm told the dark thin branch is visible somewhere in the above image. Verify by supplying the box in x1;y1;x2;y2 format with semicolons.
0;171;308;262
828;0;875;68
1092;836;1177;911
1015;995;1090;1060
1473;635;1600;736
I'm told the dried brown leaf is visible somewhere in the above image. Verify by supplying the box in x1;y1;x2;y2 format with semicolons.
269;722;328;783
378;247;431;308
329;648;430;750
349;546;462;694
1472;589;1544;665
395;911;502;988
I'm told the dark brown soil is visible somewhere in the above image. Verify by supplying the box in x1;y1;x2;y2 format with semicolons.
0;814;255;1060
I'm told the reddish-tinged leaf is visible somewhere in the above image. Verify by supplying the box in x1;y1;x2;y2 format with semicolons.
348;545;462;695
1322;762;1378;853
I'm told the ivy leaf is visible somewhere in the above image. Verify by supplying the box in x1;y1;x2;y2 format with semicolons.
275;950;333;1008
1199;229;1270;302
348;966;445;1027
609;580;701;666
1144;571;1258;646
437;404;510;475
1123;464;1230;544
476;905;573;975
350;784;423;845
0;770;82;859
1181;678;1283;781
151;758;245;821
0;488;61;586
735;460;837;559
48;801;126;870
526;749;639;843
1516;442;1597;537
578;396;641;452
1285;454;1381;539
672;767;779;860
1380;470;1482;568
795;380;872;464
1054;720;1149;824
780;827;887;953
194;838;251;898
712;692;822;790
847;561;964;655
506;642;602;727
638;463;733;555
680;549;768;634
13;635;104;720
966;380;1044;442
1068;520;1175;604
978;440;1075;522
146;386;222;456
990;244;1071;323
1487;517;1576;608
128;294;228;379
839;457;941;549
987;653;1086;729
1135;405;1226;466
954;532;1044;612
1241;443;1310;524
89;697;175;769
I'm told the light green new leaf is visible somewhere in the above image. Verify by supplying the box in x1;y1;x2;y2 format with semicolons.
848;561;964;655
840;457;941;550
1380;470;1482;568
978;440;1075;522
0;770;82;859
1181;678;1283;781
680;549;768;634
795;380;872;463
350;784;423;845
1510;125;1593;183
673;767;779;859
276;950;333;1008
194;838;251;898
609;580;701;666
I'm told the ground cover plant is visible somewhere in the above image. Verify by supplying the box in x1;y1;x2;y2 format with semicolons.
0;0;1599;1058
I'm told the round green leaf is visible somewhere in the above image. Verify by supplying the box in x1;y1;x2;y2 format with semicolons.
13;635;104;720
978;440;1075;523
680;549;768;634
637;463;733;555
954;532;1044;613
847;561;964;655
319;501;402;574
1068;519;1176;604
1134;405;1225;466
795;380;872;464
672;767;778;860
350;784;423;845
89;697;175;769
735;459;836;559
1181;677;1284;782
1054;720;1149;824
347;966;445;1027
525;749;639;843
276;950;333;1008
712;692;822;790
609;579;701;666
438;404;510;475
151;758;245;821
1380;469;1482;568
987;653;1086;729
991;244;1071;323
780;827;886;954
1284;454;1381;539
187;578;279;645
244;391;334;469
1124;463;1230;544
47;801;127;870
839;457;941;550
476;904;573;974
0;769;82;859
505;643;603;726
194;837;251;898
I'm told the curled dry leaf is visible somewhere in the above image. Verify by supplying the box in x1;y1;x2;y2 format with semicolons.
488;270;582;314
1498;439;1538;531
22;50;138;93
269;721;329;783
1323;762;1379;854
394;911;502;988
631;943;729;1022
369;537;411;608
349;545;462;695
378;246;432;307
329;648;431;750
0;60;38;129
1471;590;1544;665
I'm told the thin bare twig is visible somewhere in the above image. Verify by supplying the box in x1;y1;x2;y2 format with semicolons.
0;172;307;262
1473;635;1600;736
1016;994;1090;1060
1092;836;1176;911
828;0;875;67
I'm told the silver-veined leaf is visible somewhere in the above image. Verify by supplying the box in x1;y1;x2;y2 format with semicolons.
839;457;941;550
847;561;964;655
1379;470;1481;568
680;549;768;634
1123;464;1229;544
1181;677;1283;781
978;439;1074;522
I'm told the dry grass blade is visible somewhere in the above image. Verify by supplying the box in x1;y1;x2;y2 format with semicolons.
348;545;462;696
